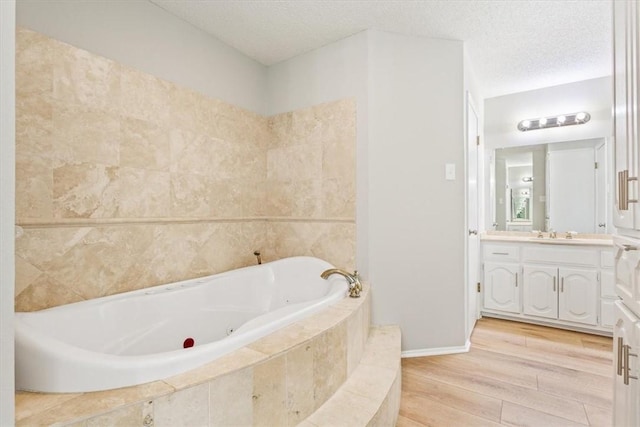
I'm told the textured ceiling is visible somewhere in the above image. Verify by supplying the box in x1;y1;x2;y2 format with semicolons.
150;0;611;98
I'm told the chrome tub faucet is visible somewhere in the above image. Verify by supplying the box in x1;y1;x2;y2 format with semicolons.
321;268;362;298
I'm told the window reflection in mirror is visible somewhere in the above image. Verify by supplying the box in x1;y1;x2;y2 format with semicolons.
492;138;607;234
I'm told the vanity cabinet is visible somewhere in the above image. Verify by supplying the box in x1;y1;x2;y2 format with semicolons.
481;240;613;334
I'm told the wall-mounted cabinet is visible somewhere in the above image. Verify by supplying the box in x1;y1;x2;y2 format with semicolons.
613;0;640;230
481;240;614;334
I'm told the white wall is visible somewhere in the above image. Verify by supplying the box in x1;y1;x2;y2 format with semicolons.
484;77;612;149
483;77;613;230
368;31;466;351
267;31;371;276
16;0;268;115
269;30;468;352
1;0;16;423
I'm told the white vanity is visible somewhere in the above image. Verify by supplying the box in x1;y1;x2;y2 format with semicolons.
480;233;615;335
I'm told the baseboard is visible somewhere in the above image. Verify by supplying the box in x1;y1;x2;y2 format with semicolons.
401;339;471;358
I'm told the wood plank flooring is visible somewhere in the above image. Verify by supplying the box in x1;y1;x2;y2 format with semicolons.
398;318;613;426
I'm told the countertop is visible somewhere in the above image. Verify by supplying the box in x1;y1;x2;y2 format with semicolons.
480;232;614;247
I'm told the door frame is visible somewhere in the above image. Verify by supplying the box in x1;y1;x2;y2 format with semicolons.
465;92;480;341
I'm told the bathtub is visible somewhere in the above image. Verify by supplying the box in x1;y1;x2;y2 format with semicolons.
15;256;348;393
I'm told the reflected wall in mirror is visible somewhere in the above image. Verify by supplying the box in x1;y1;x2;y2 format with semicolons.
492;138;607;234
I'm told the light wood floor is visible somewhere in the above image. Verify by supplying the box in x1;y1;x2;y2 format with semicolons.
398;318;613;426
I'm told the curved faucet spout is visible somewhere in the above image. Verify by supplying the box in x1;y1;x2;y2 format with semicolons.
320;268;362;298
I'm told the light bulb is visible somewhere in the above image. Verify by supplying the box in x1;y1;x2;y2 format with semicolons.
557;115;566;124
539;117;548;126
576;112;587;121
521;120;531;128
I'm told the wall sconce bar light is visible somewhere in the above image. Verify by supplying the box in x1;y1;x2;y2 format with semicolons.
517;112;590;132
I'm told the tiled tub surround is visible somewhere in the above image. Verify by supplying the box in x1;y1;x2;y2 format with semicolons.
16;284;371;426
15;27;356;312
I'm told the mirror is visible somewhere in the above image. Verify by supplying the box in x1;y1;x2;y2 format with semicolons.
491;138;608;234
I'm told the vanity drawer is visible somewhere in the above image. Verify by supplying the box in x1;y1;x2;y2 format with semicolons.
483;244;520;262
522;246;598;267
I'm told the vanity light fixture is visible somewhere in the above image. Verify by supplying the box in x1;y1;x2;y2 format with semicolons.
517;111;590;131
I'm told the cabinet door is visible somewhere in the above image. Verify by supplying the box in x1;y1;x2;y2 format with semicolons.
558;267;598;325
483;262;520;314
523;265;557;319
615;239;640;315
614;301;639;427
614;0;637;230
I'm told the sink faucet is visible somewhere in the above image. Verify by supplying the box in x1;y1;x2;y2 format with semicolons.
549;229;557;239
321;268;362;298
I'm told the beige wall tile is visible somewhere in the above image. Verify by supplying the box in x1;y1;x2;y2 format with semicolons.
14;273;84;312
17;381;172;426
286;342;315;425
42;226;155;299
170;172;211;217
313;322;347;406
153;383;209;427
267;142;322;183
67;402;144;427
15;226;92;269
116;223;216;288
15;98;52;162
322;177;356;218
164;347;266;390
16;156;53;220
247;323;315;357
253;354;287;427
267;222;356;270
53;162;119;218
169;129;215;176
15;256;42;296
346;303;365;375
117;167;170;218
52;42;120;112
15;28;356;316
264;180;322;217
51;104;120;167
120;65;171;125
305;389;380;427
209;368;253;426
167;83;200;132
120;117;171;171
16;27;53;102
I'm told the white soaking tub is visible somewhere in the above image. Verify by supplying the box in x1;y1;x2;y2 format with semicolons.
15;256;348;393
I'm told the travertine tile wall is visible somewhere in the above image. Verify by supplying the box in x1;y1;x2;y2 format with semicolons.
15;28;356;311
